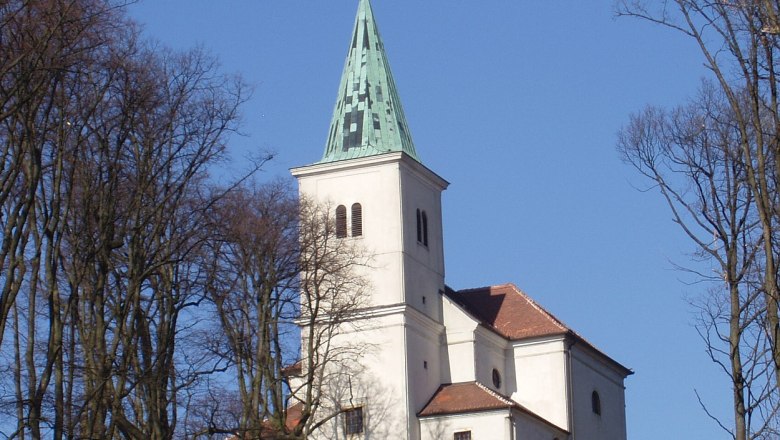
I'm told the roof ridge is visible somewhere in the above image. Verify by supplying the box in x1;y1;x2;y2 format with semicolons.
456;284;496;293
503;283;569;332
474;381;516;406
501;286;633;375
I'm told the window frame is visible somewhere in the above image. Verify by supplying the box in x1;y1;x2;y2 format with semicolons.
416;209;422;243
351;203;363;237
491;368;501;389
421;210;429;246
453;431;471;440
591;390;601;416
344;406;364;435
336;205;347;238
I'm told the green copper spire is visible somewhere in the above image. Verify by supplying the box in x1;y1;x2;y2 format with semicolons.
320;0;420;163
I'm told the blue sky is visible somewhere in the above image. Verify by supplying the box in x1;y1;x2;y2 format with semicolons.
128;1;726;438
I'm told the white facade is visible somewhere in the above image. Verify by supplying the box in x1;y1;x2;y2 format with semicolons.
288;1;631;438
291;152;450;439
290;152;631;440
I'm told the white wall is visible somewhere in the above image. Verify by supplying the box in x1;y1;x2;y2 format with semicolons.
292;153;448;315
294;155;406;309
405;308;446;438
513;409;569;440
420;408;566;440
509;338;569;431
399;162;447;323
303;311;411;440
420;410;511;440
569;345;628;440
441;294;479;383
293;153;450;440
474;327;509;394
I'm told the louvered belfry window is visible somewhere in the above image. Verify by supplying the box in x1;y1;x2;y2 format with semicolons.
336;205;347;238
351;203;362;237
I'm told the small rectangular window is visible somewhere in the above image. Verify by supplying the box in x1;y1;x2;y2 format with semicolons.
344;407;364;435
454;431;471;440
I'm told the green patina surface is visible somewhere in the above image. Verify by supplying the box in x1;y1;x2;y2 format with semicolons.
320;0;420;164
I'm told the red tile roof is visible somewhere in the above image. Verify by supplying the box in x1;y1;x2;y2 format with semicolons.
281;360;303;377
446;283;567;340
285;401;304;430
419;382;570;434
446;283;633;376
417;382;517;417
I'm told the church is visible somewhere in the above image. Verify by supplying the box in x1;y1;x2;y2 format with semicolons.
288;1;631;439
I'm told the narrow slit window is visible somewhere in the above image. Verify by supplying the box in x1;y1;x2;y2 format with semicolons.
336;205;347;238
416;209;422;243
591;390;601;415
421;211;429;246
351;203;362;237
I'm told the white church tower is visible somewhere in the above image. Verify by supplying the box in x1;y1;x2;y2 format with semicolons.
291;0;449;438
290;1;631;439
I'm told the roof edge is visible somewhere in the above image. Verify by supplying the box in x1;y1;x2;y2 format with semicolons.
446;283;633;378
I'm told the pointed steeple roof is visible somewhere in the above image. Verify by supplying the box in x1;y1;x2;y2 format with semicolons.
320;0;420;164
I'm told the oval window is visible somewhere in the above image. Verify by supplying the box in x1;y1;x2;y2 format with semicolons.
492;368;501;389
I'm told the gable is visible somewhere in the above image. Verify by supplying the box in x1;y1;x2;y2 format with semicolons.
445;283;567;340
445;283;632;377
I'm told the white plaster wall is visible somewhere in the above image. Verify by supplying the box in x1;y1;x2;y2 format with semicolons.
293;154;447;315
294;154;450;440
294;157;404;308
399;163;447;323
419;409;566;440
510;338;569;431
473;327;509;394
569;345;628;440
441;295;479;383
420;410;511;440
304;311;411;440
513;409;569;440
404;309;446;439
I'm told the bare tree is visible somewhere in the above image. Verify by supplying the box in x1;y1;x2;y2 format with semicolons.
288;199;371;439
0;1;249;438
618;82;778;438
616;0;780;437
617;0;780;393
195;182;300;439
190;186;371;440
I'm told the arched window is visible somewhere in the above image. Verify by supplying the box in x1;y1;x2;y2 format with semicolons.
351;203;362;237
591;390;601;415
336;205;347;238
421;211;429;246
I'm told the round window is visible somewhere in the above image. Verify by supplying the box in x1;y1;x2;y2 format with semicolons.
492;368;501;388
